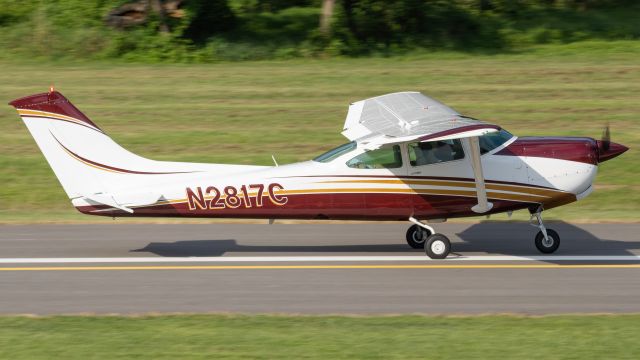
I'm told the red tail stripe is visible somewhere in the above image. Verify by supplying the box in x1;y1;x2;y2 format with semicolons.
9;91;102;131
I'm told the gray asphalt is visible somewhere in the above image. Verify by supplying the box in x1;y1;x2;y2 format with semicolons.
1;222;640;315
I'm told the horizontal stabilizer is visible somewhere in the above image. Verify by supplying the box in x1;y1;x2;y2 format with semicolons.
81;192;163;213
82;194;134;213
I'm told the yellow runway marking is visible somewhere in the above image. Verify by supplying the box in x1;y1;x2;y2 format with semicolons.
2;264;640;271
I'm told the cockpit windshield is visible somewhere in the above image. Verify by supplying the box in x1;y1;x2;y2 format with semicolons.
478;129;514;154
313;141;357;163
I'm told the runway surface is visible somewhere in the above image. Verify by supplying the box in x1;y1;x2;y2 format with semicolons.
1;222;640;315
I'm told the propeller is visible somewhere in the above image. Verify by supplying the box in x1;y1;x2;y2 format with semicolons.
601;123;610;152
596;122;628;163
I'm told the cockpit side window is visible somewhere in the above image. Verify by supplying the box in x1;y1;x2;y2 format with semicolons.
409;139;464;166
346;145;403;169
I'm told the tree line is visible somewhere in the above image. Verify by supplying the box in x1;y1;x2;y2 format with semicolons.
0;0;638;61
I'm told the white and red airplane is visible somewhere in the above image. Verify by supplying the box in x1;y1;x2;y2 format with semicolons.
10;89;628;258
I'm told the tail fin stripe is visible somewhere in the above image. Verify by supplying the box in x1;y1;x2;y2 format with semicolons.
50;131;199;175
19;108;86;122
21;114;104;133
18;109;103;133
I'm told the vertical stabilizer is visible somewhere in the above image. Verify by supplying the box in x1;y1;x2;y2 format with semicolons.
9;90;201;199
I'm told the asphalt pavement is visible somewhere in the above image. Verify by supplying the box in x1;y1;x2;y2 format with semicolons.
1;222;639;315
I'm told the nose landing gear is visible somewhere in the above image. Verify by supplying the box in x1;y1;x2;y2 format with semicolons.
531;209;560;254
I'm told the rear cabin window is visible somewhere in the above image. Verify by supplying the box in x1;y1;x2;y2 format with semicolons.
313;141;357;163
346;145;403;169
409;139;465;166
479;129;513;154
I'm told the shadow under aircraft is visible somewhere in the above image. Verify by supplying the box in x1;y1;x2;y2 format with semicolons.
132;221;640;264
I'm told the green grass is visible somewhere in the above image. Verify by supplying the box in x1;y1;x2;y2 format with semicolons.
0;314;639;359
1;41;639;223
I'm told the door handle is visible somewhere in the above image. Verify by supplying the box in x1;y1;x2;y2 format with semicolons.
410;171;421;175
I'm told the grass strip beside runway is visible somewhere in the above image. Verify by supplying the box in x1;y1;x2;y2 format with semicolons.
0;314;639;359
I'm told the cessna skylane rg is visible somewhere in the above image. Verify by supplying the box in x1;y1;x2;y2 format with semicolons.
10;90;628;258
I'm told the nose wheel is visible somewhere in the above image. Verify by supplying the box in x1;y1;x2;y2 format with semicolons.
535;229;560;253
531;209;560;254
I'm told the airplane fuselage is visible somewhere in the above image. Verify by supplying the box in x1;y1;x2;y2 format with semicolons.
74;135;621;221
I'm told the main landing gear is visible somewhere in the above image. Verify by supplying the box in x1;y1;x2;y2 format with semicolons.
405;224;431;249
408;217;451;259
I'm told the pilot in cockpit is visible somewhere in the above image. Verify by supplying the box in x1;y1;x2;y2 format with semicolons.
414;141;454;165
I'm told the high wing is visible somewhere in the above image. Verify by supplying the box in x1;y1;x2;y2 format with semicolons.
342;91;500;148
343;92;497;213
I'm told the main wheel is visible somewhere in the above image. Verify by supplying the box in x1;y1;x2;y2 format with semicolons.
406;224;431;249
425;234;451;259
535;229;560;254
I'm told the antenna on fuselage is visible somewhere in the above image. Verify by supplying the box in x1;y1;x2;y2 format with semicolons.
271;154;279;167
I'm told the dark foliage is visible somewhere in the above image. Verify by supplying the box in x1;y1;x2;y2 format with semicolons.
182;0;236;43
336;0;506;53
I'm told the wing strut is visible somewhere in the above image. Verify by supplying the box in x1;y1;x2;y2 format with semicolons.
468;137;493;214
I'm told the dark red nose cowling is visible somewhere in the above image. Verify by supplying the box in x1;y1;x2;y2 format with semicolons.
496;137;628;165
597;141;629;163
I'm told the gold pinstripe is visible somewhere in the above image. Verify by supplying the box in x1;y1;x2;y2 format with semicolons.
17;109;99;130
280;188;548;202
320;179;562;197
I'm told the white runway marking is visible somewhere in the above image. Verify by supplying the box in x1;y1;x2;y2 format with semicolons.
0;255;639;264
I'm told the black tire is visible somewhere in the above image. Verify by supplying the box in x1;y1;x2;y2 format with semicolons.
406;224;431;249
535;229;560;254
425;234;451;259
